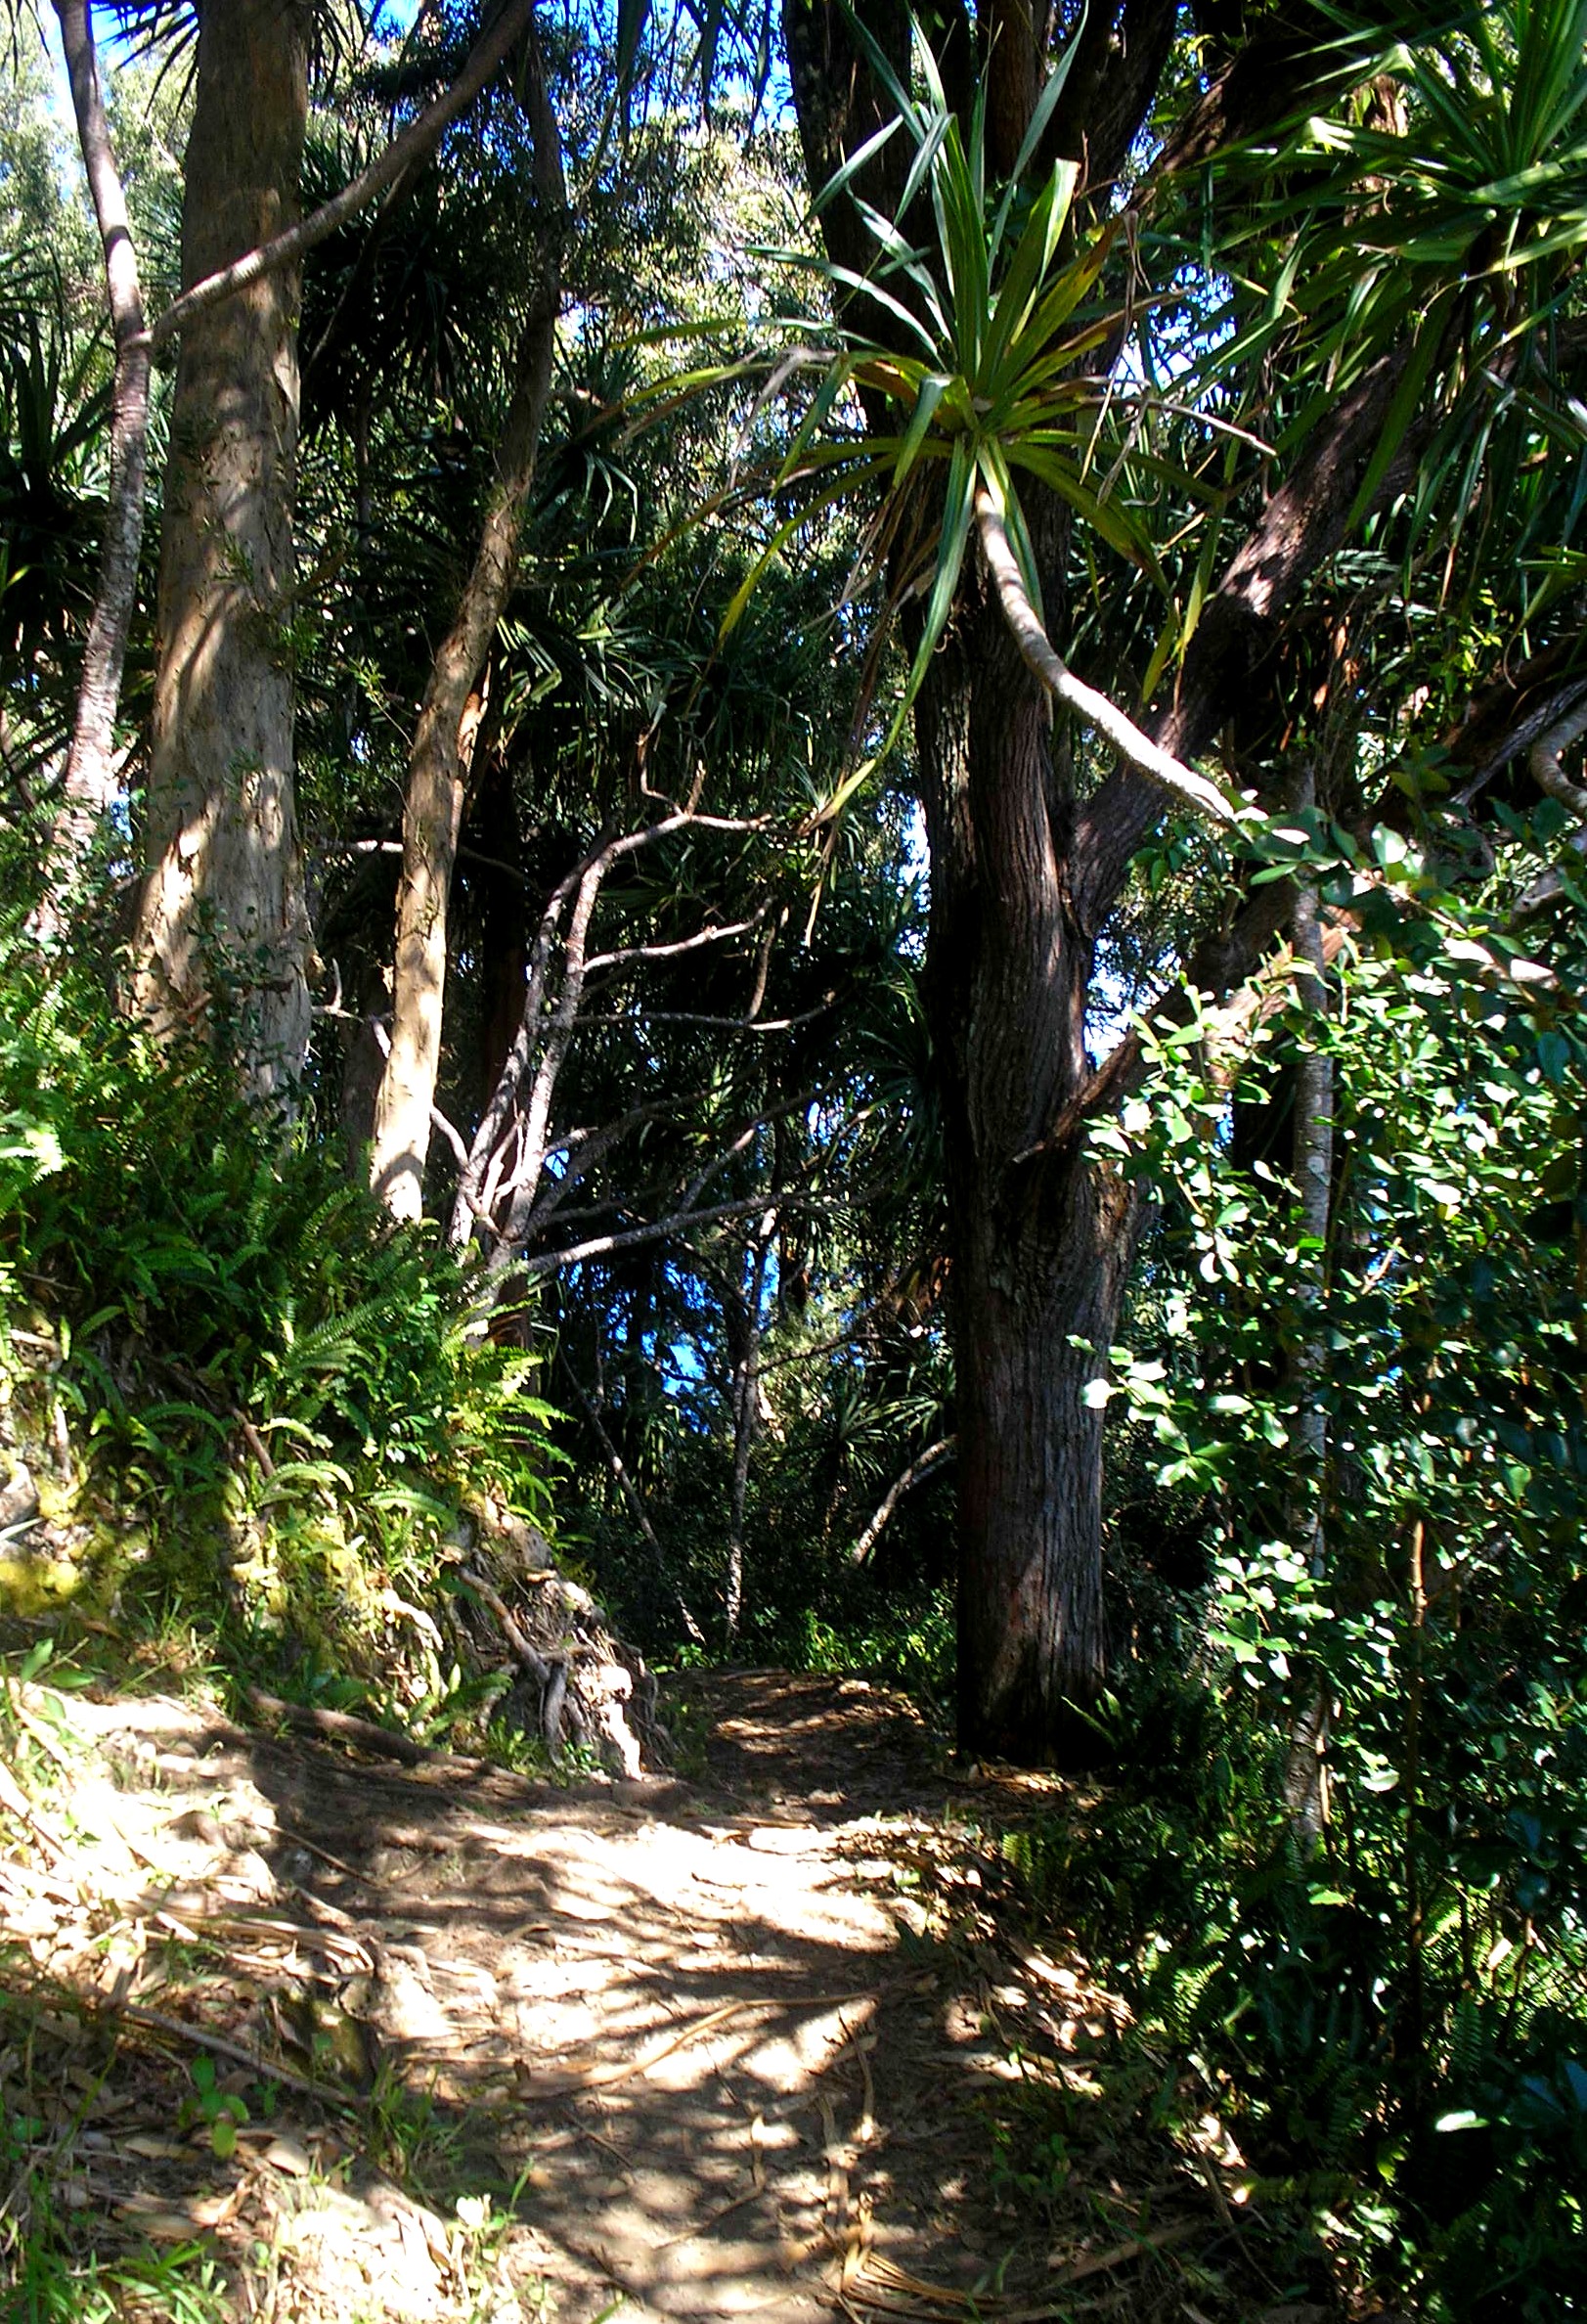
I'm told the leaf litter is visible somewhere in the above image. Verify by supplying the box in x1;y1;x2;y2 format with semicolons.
2;1662;1286;2321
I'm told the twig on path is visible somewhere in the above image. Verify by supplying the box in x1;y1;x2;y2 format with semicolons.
101;1997;358;2112
246;1688;488;1774
517;1997;762;2095
517;1982;899;2099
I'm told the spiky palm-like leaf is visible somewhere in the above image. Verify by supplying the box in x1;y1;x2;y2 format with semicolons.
727;14;1132;719
713;16;1247;831
1210;0;1587;552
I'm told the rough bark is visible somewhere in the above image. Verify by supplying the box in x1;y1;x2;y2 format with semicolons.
786;0;1169;1756
35;0;150;932
369;17;564;1220
133;0;312;1103
916;575;1139;1754
784;0;1397;1762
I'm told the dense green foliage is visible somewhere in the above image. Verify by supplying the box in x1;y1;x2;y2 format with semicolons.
0;928;550;1705
1001;819;1587;2315
5;2;1587;2313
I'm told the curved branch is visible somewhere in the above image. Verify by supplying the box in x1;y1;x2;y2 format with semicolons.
1529;693;1587;821
851;1438;955;1566
144;0;538;354
975;491;1241;828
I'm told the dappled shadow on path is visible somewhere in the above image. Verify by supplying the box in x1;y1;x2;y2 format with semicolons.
3;1674;1310;2323
236;1706;1046;2319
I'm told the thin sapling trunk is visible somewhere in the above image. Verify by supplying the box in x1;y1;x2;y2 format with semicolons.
35;0;150;932
369;14;565;1218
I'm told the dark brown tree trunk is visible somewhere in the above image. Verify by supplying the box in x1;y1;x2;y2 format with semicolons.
133;0;312;1102
919;584;1136;1757
951;1155;1133;1754
783;0;1411;1765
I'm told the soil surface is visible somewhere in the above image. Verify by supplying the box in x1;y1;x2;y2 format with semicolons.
1;1668;1275;2322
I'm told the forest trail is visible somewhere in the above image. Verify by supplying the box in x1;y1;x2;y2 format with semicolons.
2;1672;1248;2324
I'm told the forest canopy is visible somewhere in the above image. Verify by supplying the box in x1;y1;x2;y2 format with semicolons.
3;0;1587;2312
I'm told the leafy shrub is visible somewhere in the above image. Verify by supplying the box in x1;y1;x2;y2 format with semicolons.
1016;864;1587;2320
0;940;554;1699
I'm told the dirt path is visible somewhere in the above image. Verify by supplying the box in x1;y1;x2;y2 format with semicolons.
1;1671;1256;2323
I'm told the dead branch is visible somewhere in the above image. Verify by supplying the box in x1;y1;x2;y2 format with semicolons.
245;1688;487;1773
144;0;538;354
367;1015;474;1173
851;1438;955;1565
584;904;773;975
1529;693;1587;820
520;1190;820;1277
116;2001;354;2109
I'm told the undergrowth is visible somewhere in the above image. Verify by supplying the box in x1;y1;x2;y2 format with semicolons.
1002;1653;1587;2322
0;937;555;1728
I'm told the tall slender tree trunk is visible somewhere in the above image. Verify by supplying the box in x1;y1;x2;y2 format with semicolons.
920;593;1136;1758
1289;762;1334;1572
369;21;564;1219
723;1215;774;1646
133;0;311;1103
1286;760;1335;1844
35;0;150;934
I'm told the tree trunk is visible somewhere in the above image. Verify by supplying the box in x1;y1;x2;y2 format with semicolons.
919;587;1135;1760
35;0;150;934
723;1216;774;1646
133;0;311;1104
781;0;1399;1765
369;21;564;1220
1285;760;1335;1846
1289;760;1334;1574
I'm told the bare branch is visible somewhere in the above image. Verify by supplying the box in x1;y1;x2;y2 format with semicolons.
144;0;539;353
851;1438;955;1565
522;1194;817;1277
585;906;772;975
1529;693;1587;820
975;492;1241;830
580;1002;834;1035
1452;671;1587;806
368;1016;473;1172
